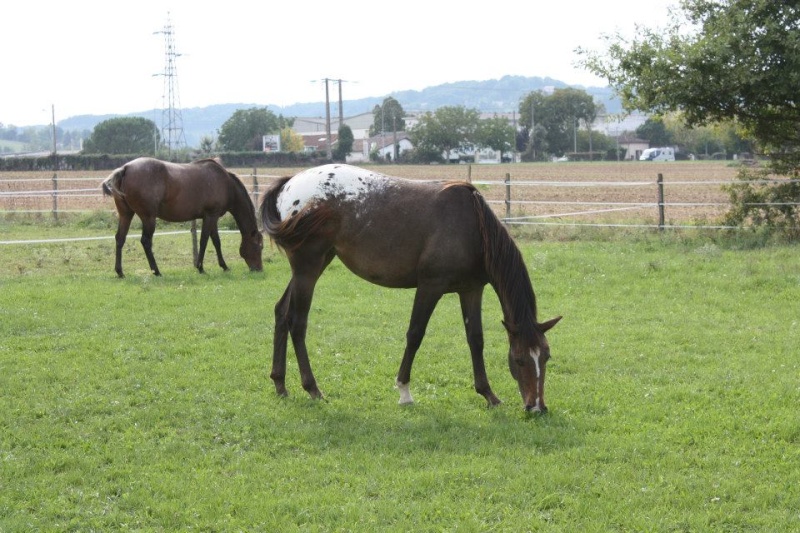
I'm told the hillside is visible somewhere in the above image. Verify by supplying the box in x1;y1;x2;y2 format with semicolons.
58;75;621;148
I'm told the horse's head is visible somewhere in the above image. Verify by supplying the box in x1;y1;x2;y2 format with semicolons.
240;229;264;271
505;316;561;413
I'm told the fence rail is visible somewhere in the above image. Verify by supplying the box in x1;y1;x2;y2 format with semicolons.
2;167;798;238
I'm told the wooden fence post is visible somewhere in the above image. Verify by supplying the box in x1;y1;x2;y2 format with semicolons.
252;167;259;207
51;172;58;222
657;173;665;231
190;220;199;266
505;172;511;221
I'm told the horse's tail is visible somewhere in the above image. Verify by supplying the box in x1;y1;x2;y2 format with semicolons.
260;175;334;253
101;165;126;199
260;175;295;251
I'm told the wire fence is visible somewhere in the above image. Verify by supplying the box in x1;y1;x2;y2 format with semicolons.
2;166;799;246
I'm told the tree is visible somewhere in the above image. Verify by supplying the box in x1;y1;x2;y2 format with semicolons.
636;117;673;147
579;0;800;174
199;136;215;155
517;88;597;158
518;91;550;160
82;117;158;155
477;115;515;162
332;125;354;162
369;97;406;137
217;107;280;151
410;105;480;163
280;127;304;153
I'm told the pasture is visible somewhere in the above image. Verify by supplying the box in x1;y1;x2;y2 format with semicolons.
1;216;798;530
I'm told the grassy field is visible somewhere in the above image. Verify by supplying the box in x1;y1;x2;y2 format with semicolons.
1;217;798;531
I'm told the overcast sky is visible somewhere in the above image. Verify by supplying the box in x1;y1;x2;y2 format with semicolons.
2;0;677;127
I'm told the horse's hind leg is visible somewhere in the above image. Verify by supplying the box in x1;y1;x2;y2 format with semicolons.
139;216;161;276
113;203;133;278
459;289;501;407
271;280;293;396
395;288;443;405
271;249;335;400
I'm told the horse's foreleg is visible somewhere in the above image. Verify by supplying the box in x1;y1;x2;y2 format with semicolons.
113;207;133;278
140;217;161;276
459;289;501;407
271;281;293;397
396;288;442;405
207;217;228;272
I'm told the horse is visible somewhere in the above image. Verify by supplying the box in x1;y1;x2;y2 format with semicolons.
260;163;561;412
102;157;263;277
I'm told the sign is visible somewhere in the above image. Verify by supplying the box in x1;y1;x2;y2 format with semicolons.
262;134;281;152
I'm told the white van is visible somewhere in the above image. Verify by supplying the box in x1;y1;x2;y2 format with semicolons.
639;147;675;161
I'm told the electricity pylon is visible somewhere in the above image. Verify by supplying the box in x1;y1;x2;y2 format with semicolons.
154;13;186;157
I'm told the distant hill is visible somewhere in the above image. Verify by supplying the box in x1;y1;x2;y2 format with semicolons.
58;75;621;148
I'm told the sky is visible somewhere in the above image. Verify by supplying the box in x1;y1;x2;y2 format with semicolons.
2;0;677;127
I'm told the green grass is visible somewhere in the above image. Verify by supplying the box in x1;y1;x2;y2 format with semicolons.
1;221;799;531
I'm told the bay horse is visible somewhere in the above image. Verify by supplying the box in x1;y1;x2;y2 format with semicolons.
260;164;561;412
102;157;263;277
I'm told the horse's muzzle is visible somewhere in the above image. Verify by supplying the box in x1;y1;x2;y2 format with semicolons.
525;404;547;414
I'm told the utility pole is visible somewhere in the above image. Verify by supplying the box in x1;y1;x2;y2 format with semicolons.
321;78;349;160
336;79;344;126
154;12;186;158
324;78;332;159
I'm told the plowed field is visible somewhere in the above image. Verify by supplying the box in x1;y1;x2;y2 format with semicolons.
0;161;742;225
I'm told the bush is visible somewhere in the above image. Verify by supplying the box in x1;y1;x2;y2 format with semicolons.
722;167;800;240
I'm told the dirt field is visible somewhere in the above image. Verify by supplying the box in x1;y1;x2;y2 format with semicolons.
0;161;742;226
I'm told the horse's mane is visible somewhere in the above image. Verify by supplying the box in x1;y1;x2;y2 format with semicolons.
195;158;253;212
466;184;539;332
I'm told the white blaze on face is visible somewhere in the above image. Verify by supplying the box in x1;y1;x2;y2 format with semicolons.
276;164;393;220
529;347;541;378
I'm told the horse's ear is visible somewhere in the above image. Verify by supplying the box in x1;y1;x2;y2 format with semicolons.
501;320;519;334
538;316;562;333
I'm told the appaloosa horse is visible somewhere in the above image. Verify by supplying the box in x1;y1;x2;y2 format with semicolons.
102;157;263;277
260;164;561;412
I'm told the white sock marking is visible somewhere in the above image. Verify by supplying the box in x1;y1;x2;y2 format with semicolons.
396;379;414;404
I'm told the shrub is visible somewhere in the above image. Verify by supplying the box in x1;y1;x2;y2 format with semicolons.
722;167;800;240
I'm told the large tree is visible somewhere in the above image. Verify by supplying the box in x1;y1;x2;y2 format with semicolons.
579;0;800;173
82;117;158;155
369;97;406;137
410;105;480;163
477;115;515;162
217;107;280;151
518;88;597;158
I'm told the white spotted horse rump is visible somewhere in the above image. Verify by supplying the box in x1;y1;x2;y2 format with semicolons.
276;164;395;220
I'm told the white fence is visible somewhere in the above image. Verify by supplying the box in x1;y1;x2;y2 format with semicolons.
2;169;799;245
